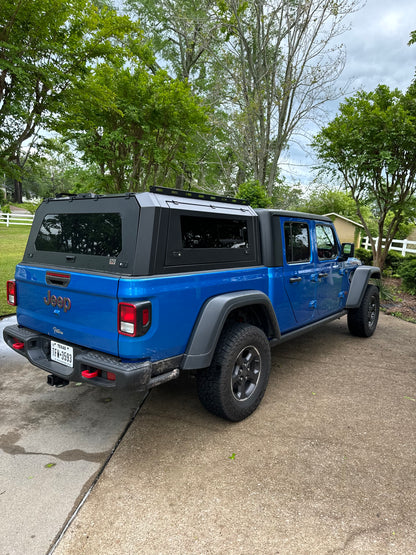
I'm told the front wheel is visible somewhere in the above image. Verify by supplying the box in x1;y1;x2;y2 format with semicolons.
197;323;271;422
348;284;380;337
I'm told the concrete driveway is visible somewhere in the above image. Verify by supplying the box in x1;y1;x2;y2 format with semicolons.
0;316;146;555
52;313;416;555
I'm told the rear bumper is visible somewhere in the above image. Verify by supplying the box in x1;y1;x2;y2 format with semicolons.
3;324;180;391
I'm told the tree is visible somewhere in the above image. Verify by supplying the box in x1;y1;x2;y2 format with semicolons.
216;0;360;194
19;140;85;199
237;180;271;207
126;0;360;195
312;85;416;271
126;0;220;85
303;188;357;217
62;64;208;193
0;0;145;201
126;0;234;192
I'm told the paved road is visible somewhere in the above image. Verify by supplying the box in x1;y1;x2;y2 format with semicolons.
1;313;415;554
0;316;146;555
54;313;416;555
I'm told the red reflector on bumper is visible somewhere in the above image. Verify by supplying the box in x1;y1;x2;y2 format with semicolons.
107;372;116;381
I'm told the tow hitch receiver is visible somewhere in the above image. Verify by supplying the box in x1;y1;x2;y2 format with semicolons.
47;374;69;388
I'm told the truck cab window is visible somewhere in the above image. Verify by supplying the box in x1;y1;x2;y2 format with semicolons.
316;224;338;260
284;222;310;263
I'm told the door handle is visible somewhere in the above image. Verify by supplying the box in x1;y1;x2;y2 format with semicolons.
289;276;302;283
318;272;328;279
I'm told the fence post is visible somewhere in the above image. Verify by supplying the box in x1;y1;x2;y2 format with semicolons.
7;213;10;227
401;239;408;256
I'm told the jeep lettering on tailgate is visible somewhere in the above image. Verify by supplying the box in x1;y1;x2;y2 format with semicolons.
44;290;71;312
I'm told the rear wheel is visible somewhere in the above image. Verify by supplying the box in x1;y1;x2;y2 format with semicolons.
348;284;379;337
197;323;271;421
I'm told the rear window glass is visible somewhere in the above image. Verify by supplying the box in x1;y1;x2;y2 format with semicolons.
35;213;122;257
181;216;248;249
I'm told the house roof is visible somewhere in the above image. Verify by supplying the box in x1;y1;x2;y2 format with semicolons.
324;213;364;229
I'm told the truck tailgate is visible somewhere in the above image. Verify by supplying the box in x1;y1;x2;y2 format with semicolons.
15;265;120;356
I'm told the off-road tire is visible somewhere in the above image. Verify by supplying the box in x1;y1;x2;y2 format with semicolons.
348;284;380;337
196;323;271;422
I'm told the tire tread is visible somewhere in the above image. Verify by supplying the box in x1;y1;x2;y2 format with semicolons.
197;323;270;421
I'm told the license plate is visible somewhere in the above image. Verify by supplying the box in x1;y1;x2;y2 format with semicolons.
51;341;74;368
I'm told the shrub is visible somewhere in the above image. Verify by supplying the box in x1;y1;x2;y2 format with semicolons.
355;247;373;265
398;259;416;296
237;180;272;208
384;250;404;276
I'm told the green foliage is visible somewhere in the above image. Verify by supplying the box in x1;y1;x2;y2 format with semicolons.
272;183;304;210
0;0;148;195
355;248;373;266
399;259;416;295
127;0;358;194
384;251;405;276
63;64;208;193
383;208;416;240
302;188;360;217
19;140;82;199
313;85;416;271
237;181;271;208
356;247;415;278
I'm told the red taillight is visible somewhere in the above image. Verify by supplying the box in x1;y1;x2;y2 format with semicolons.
118;301;152;337
119;303;136;336
7;280;17;306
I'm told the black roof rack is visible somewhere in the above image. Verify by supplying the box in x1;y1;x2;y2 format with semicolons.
149;186;249;206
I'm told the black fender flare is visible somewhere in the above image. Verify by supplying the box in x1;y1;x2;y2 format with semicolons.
346;265;381;309
181;290;280;370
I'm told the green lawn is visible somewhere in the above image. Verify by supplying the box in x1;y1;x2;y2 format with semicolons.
0;225;31;316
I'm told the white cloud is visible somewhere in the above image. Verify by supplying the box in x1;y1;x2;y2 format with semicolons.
341;0;416;92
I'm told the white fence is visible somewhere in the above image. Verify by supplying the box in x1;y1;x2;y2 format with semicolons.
361;236;416;256
0;212;34;227
0;212;35;226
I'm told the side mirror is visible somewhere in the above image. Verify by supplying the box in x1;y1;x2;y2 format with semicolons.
339;243;355;261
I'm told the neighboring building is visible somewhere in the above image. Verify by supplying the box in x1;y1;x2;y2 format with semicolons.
407;226;416;242
324;213;364;248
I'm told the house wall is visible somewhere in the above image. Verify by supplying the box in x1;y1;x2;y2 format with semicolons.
332;218;361;247
407;227;416;241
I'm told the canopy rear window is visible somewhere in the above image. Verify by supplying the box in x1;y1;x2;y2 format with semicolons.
35;213;122;257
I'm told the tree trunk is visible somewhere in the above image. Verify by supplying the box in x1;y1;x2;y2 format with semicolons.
13;178;23;203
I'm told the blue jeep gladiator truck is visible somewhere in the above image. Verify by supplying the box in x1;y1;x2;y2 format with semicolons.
3;187;380;421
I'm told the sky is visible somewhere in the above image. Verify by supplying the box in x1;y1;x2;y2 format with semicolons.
342;0;416;93
283;0;416;187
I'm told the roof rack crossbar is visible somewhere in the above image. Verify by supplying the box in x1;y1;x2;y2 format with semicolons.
149;186;249;206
